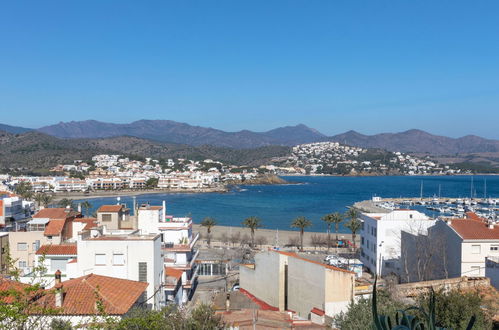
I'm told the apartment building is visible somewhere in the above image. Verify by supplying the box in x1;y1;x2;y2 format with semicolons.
137;202;199;305
8;208;80;274
96;204;136;230
360;209;435;277
0;191;31;227
240;250;355;323
67;227;164;310
427;213;499;278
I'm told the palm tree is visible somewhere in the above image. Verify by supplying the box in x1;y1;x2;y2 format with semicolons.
200;217;217;247
58;198;74;209
242;216;262;249
81;201;93;217
40;194;54;208
344;208;362;250
14;182;33;199
34;193;45;209
321;212;343;251
291;216;312;252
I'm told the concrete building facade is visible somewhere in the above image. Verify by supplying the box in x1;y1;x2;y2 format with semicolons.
240;250;355;322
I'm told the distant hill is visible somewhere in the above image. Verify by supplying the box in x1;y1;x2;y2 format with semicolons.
0;130;291;174
329;129;499;155
37;120;326;148
0;123;32;134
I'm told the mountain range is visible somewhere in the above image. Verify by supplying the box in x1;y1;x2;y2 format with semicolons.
37;120;327;148
1;119;499;155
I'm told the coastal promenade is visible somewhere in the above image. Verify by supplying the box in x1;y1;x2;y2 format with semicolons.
192;224;356;248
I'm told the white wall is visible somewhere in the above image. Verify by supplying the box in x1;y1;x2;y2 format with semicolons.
240;251;284;310
75;235;163;309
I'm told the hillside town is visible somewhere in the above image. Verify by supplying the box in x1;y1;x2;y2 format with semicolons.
0;154;266;194
0;181;498;328
267;142;463;176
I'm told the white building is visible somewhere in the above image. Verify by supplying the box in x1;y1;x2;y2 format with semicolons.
427;213;499;278
360;209;436;277
137;202;199;305
66;227;164;310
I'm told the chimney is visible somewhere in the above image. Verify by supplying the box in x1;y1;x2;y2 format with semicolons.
162;200;166;222
54;270;63;307
488;222;495;229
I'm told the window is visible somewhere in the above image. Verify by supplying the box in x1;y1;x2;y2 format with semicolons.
491;245;499;252
112;253;125;265
95;254;106;265
51;258;67;272
32;240;41;252
17;243;27;251
471;245;481;254
361;237;365;245
101;214;112;222
18;261;27;268
138;262;147;282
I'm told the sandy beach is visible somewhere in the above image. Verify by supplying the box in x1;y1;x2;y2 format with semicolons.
192;224;357;249
52;186;228;201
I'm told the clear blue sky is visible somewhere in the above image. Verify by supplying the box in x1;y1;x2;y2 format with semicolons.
1;1;499;138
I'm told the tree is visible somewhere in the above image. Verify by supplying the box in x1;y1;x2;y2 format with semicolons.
40;194;54;208
201;217;217;247
255;236;268;248
291;216;312;252
58;198;74;209
418;289;491;329
14;181;33;200
80;201;92;217
322;212;343;251
145;178;159;188
242;216;262;248
34;192;45;208
229;231;241;247
115;304;224;329
344;208;362;250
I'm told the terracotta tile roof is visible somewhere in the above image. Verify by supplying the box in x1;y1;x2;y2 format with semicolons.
36;244;77;256
97;205;123;213
0;200;3;217
0;277;30;303
36;274;148;315
34;208;76;220
44;219;66;236
273;250;355;274
311;307;325;316
450;219;499;240
165;267;183;280
68;258;78;264
74;217;98;230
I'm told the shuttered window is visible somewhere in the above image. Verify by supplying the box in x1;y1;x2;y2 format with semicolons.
138;262;147;282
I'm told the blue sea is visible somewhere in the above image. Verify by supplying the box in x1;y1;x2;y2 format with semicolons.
76;175;499;234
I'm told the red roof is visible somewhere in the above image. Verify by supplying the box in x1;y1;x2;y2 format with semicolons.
165;267;183;280
239;288;279;311
34;208;75;220
0;277;30;303
0;200;3;217
311;307;325;316
74;217;97;230
44;219;66;236
97;205;123;213
450;219;499;240
36;274;148;315
36;244;77;256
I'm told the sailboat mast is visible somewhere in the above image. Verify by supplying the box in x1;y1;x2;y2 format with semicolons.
470;176;474;199
484;179;487;199
420;181;423;200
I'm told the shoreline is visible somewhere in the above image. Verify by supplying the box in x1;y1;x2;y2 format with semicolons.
54;186;229;201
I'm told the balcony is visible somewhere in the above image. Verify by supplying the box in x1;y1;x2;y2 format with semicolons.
161;233;199;252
